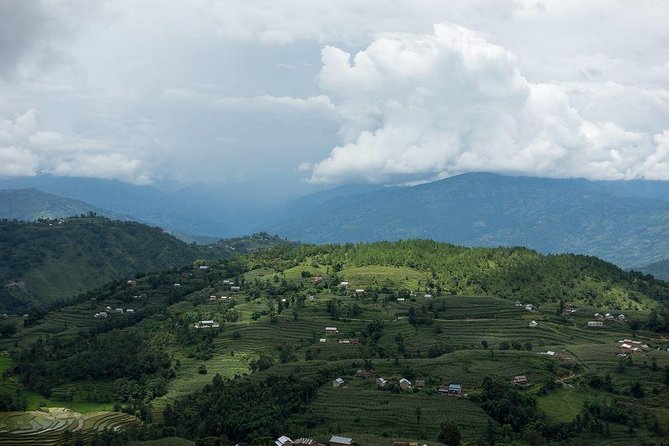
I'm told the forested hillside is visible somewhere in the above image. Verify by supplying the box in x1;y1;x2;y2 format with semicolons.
0;217;201;312
2;241;669;445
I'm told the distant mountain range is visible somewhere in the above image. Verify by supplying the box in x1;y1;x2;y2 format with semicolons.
262;173;669;268
0;176;264;238
3;173;669;268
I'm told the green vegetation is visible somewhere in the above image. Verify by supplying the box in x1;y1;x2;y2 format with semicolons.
2;239;669;445
0;217;293;313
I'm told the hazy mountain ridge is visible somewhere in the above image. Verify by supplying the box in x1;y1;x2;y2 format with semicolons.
263;173;669;267
637;258;669;281
0;188;132;222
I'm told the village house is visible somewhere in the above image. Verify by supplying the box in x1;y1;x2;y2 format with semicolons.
333;378;345;388
424;294;432;298
594;312;601;319
222;279;231;284
126;280;136;286
199;265;209;270
312;276;323;283
126;309;135;314
325;327;338;335
529;320;538;327
94;311;108;319
174;283;181;287
618;314;626;321
195;320;220;329
448;384;462;395
397;297;405;301
525;304;535;311
512;375;529;385
376;377;387;388
115;308;123;314
415;379;425;389
562;304;577;314
588;321;603;327
230;286;241;292
319;338;327;343
276;436;293;446
514;301;523;307
355;289;365;294
329;436;353;446
339;281;350;287
399;378;412;390
605;313;615;320
355;369;371;378
338;339;350;344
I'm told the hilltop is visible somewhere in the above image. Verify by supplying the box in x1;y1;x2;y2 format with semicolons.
263;173;669;267
0;189;131;222
2;241;669;445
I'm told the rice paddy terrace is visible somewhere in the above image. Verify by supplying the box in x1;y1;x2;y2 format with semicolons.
0;409;141;445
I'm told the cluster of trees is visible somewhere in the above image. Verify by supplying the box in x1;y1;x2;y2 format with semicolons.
163;373;322;442
286;241;669;307
13;329;172;405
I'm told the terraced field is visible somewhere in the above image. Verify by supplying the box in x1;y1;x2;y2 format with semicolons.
0;409;141;446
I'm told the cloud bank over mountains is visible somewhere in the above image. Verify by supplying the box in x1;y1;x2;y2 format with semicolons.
305;24;669;183
1;0;668;190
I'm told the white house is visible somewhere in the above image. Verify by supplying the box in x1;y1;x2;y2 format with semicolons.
525;304;535;311
376;377;387;387
275;436;293;446
399;378;412;390
325;327;338;335
333;378;345;387
126;309;135;314
529;320;538;327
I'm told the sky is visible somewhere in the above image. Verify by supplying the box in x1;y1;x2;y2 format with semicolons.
1;0;669;200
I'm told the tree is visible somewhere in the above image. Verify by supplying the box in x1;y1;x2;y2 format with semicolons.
438;421;461;446
481;340;489;350
415;406;421;431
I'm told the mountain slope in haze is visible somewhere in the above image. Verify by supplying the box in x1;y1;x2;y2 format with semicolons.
0;188;132;222
0;216;202;312
0;176;239;237
263;173;669;267
637;258;669;281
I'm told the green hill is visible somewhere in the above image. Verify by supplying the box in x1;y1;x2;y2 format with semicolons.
0;218;294;313
2;241;669;445
0;217;202;312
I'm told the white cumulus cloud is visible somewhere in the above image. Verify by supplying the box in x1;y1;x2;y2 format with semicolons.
306;24;669;184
